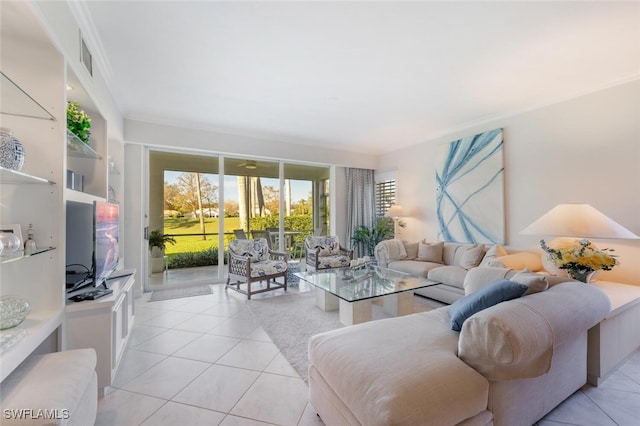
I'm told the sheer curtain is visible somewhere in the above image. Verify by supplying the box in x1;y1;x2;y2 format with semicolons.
346;168;376;257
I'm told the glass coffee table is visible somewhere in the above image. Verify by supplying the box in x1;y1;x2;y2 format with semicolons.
295;266;440;325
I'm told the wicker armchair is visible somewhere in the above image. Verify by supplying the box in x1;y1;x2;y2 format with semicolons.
305;236;353;271
226;238;288;299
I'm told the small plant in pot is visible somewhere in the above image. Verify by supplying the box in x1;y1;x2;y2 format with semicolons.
351;217;403;257
148;230;176;273
66;101;92;144
149;230;176;256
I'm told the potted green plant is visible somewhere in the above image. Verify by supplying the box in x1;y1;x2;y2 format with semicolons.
66;101;91;144
351;217;400;257
148;230;176;273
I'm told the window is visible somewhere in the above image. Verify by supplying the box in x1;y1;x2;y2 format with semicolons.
375;179;396;217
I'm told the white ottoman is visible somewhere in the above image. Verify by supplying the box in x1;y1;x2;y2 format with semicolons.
0;349;98;425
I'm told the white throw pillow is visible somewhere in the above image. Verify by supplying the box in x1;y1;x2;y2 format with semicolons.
460;244;486;270
479;244;508;267
511;269;549;295
417;241;444;263
403;241;419;260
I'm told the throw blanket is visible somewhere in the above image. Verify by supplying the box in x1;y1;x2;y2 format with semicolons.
375;239;407;268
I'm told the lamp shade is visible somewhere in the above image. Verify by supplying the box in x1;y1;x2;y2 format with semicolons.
521;204;638;239
386;205;404;217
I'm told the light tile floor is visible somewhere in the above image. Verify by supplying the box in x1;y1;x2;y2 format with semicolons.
98;268;640;425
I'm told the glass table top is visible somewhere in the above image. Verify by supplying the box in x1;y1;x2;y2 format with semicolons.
295;265;440;302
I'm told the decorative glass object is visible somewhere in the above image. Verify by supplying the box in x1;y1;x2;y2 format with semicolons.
24;224;37;255
0;127;25;171
0;232;21;254
0;296;31;329
0;328;27;354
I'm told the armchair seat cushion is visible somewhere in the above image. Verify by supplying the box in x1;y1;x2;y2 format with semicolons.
318;255;350;269
250;260;288;277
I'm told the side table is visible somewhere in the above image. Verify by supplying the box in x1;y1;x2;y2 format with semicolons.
587;280;640;386
287;260;301;286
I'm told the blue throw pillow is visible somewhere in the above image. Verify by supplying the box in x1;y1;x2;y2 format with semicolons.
448;279;528;332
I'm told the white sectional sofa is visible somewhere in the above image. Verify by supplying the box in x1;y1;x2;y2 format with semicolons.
308;267;610;426
374;239;543;303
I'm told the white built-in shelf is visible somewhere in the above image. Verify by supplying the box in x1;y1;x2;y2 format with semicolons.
0;247;56;264
0;167;55;185
65;188;104;204
0;71;55;121
66;129;102;159
0;308;64;382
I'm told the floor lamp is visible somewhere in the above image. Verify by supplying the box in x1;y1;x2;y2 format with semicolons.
386;205;405;238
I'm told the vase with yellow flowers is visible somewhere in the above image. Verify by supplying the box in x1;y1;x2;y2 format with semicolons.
540;239;618;283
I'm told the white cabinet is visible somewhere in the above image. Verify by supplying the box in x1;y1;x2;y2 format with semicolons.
65;273;136;392
587;280;640;385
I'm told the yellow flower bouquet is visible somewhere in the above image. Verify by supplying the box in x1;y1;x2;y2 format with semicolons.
540;239;618;282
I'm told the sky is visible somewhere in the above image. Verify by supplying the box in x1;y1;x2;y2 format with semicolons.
164;171;311;203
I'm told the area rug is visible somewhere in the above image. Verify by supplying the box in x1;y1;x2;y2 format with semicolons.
148;284;213;301
246;291;444;381
246;291;342;381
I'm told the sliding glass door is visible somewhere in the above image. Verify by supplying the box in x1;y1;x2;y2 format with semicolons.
148;150;332;287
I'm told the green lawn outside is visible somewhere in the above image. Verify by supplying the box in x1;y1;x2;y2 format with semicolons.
162;215;313;257
163;217;239;255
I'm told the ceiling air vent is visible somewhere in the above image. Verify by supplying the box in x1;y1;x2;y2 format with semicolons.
79;31;93;77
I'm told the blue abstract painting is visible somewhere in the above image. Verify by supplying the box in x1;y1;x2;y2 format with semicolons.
436;128;505;244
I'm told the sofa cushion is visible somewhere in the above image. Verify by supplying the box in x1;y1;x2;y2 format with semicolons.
463;267;517;294
308;309;489;426
479;244;508;267
512;269;549;295
449;279;528;332
388;259;442;278
486;252;543;272
428;266;468;289
460;244;486;270
417;241;444;263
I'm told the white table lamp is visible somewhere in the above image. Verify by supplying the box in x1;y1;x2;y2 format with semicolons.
521;203;638;275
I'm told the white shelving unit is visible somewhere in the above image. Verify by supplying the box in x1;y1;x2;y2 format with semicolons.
0;1;130;386
0;2;65;382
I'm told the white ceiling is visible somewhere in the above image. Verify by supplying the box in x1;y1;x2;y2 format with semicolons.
80;1;640;155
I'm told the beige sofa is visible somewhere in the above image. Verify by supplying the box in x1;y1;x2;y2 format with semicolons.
374;239;543;303
308;267;610;426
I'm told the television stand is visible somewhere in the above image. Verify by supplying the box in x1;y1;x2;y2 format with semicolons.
68;288;113;302
65;271;136;393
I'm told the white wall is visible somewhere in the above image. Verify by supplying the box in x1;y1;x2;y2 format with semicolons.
125;119;377;170
378;80;640;285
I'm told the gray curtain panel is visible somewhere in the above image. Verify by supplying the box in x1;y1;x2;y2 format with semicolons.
346;168;376;257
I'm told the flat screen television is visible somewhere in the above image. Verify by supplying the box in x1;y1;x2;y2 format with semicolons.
93;200;119;288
